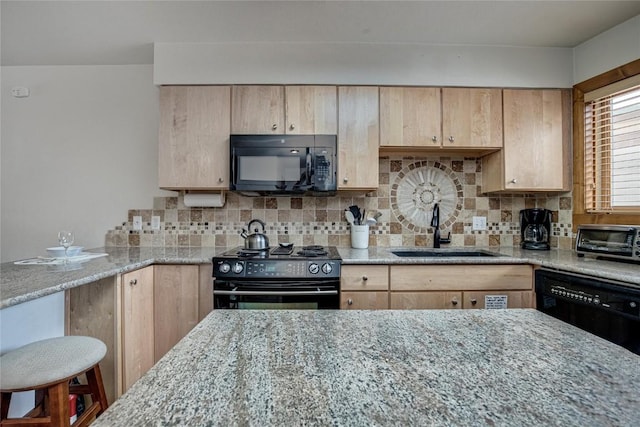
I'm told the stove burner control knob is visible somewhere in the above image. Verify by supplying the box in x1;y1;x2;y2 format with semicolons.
219;262;231;274
309;263;320;274
232;262;244;274
321;263;333;274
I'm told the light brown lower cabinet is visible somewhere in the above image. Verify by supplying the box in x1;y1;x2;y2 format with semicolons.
388;264;534;310
339;264;534;310
463;291;534;309
340;265;389;309
121;266;155;392
341;291;388;309
67;263;213;401
153;265;199;361
390;292;462;309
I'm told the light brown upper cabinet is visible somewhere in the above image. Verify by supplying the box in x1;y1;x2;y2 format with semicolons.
441;88;503;150
285;86;337;134
158;86;231;190
231;85;337;134
231;86;285;134
380;87;502;156
380;87;441;148
338;86;379;190
482;89;571;193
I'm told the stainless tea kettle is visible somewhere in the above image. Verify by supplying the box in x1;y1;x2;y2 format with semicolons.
241;219;270;250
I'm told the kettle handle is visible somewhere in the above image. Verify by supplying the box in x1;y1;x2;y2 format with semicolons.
248;219;266;233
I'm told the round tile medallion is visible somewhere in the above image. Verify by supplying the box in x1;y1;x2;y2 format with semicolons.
391;161;462;232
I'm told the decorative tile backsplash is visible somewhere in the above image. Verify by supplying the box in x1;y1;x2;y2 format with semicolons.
105;156;574;249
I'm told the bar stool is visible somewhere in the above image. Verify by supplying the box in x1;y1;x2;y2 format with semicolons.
0;336;109;427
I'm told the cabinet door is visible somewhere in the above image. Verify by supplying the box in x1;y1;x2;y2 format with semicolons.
153;265;199;362
380;87;441;148
463;291;534;309
198;263;214;320
341;265;389;291
390;292;462;309
232;85;285;134
67;277;118;403
442;88;502;149
338;86;379;189
159;86;231;190
121;267;154;392
500;89;567;191
390;265;533;291
285;86;337;134
341;292;388;309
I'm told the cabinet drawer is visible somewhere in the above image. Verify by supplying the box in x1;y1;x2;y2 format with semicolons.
341;265;389;291
341;292;388;309
463;291;534;309
390;292;462;309
390;265;532;291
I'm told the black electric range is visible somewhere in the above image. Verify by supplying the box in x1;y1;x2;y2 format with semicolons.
212;245;342;280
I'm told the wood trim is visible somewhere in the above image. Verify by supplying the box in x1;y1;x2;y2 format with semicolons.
572;59;640;230
574;59;640;93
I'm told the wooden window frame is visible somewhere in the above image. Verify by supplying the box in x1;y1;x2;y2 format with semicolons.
573;58;640;229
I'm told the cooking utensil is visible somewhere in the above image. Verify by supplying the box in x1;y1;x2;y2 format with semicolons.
373;212;382;221
365;218;377;226
241;219;270;250
345;210;355;225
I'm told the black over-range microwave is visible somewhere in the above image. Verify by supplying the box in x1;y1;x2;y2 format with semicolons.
230;134;337;195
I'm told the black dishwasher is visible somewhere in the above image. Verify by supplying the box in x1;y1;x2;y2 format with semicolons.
535;269;640;355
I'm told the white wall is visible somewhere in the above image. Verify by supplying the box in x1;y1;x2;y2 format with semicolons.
573;14;640;83
154;42;574;88
1;65;171;262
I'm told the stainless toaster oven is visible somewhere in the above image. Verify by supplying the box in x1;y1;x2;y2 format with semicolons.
575;224;640;262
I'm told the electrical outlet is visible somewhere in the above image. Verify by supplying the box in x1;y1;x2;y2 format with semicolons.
151;216;161;230
472;216;487;231
132;216;143;231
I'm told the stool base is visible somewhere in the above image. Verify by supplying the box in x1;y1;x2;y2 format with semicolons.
0;364;108;427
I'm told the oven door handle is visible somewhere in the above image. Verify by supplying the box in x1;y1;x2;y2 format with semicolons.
216;280;339;287
214;290;338;296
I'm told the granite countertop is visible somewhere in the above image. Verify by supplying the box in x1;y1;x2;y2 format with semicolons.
0;247;222;309
92;309;640;426
2;246;639;309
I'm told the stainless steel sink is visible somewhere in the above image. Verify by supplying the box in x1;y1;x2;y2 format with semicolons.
391;249;499;257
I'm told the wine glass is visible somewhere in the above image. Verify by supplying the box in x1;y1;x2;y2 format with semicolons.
58;231;74;262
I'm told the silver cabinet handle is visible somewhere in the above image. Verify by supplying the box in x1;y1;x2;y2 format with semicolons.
451;298;458;306
218;177;224;183
272;124;278;130
129;279;137;286
470;298;477;305
289;124;295;130
362;276;368;282
510;178;518;184
347;299;353;305
432;136;438;143
448;136;455;143
343;177;348;183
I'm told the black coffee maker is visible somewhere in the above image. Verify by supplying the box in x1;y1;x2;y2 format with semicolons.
519;208;552;250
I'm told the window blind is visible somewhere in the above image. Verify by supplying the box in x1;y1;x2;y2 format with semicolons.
584;83;640;213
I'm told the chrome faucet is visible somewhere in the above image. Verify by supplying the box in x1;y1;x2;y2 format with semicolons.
431;203;440;248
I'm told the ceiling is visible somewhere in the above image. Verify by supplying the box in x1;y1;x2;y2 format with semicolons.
2;1;640;66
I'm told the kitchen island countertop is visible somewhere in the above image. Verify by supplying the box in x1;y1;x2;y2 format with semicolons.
92;309;640;426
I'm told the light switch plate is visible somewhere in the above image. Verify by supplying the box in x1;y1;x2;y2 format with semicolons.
472;216;487;231
132;216;143;231
151;216;161;230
